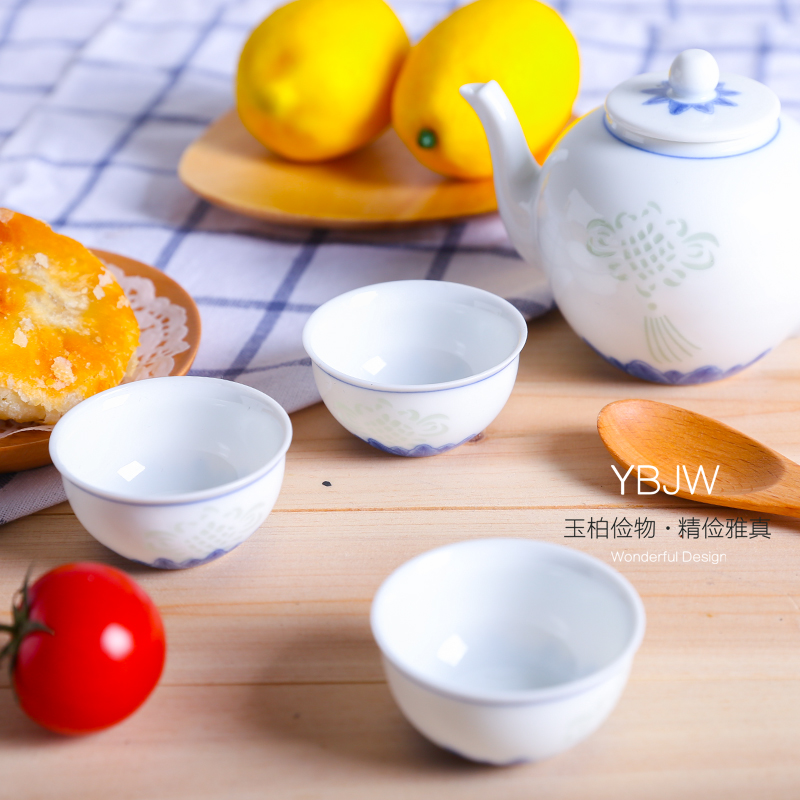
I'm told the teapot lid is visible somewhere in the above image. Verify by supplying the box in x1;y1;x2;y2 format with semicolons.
605;49;780;157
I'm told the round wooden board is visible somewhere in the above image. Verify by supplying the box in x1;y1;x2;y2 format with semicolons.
0;249;201;473
178;109;498;228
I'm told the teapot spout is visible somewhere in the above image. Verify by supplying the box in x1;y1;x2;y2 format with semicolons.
460;81;541;265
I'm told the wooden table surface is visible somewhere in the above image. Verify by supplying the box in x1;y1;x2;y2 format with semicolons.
3;310;800;799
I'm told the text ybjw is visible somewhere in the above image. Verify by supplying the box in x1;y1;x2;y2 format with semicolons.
611;465;720;495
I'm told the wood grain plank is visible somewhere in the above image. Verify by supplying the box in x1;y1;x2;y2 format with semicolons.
3;680;800;800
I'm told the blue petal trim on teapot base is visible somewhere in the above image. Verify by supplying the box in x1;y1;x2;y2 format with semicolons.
366;433;479;457
134;545;239;570
585;341;770;384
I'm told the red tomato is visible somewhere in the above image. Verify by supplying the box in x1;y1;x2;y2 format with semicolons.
2;563;166;734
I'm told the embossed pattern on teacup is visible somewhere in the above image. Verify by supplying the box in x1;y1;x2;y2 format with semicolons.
333;397;449;448
143;502;268;563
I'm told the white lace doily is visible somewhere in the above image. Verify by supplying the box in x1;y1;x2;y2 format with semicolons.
0;263;190;440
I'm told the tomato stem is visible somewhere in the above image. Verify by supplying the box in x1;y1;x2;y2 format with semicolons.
0;567;54;676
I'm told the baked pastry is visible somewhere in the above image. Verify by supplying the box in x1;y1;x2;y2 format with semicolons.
0;209;140;424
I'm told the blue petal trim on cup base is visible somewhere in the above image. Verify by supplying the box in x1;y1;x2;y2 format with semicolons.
134;545;239;570
366;433;480;457
585;341;770;385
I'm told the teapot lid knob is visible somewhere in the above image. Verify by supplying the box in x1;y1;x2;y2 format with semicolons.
668;50;719;102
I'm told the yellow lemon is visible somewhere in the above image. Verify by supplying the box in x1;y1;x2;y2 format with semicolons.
392;0;579;179
236;0;409;162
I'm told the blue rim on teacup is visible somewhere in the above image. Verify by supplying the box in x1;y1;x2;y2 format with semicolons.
50;377;292;506
303;280;528;393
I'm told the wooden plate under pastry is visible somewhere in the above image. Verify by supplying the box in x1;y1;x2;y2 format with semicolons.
0;250;201;473
178;109;498;228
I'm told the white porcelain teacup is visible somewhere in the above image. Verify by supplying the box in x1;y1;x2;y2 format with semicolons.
371;539;646;764
303;280;528;456
49;376;292;569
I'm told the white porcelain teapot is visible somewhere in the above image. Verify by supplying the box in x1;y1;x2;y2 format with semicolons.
462;50;800;384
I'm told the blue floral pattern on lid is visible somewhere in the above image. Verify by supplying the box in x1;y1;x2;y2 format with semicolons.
641;80;740;115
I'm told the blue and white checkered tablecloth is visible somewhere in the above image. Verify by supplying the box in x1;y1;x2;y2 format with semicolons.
2;0;800;522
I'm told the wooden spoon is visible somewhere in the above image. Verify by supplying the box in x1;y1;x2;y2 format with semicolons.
597;398;800;518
